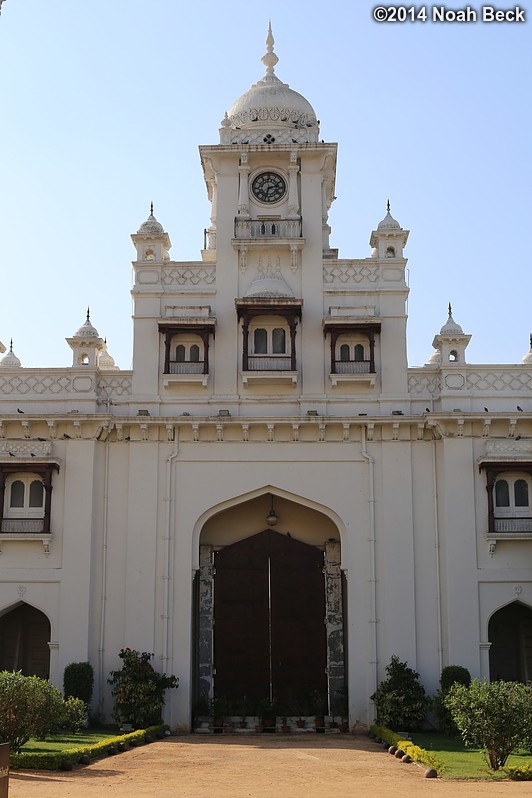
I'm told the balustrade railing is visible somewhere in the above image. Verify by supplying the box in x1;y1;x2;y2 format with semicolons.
247;356;292;371
493;517;532;533
1;518;45;534
333;360;372;374
234;219;302;239
167;361;206;375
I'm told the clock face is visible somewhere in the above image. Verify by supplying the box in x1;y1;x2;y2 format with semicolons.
251;172;287;204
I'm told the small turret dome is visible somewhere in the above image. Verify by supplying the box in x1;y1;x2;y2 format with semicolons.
377;201;401;230
0;341;21;368
99;340;118;371
137;204;165;236
427;349;441;365
440;304;464;335
74;309;100;339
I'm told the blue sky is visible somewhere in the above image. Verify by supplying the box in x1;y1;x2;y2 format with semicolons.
0;1;530;369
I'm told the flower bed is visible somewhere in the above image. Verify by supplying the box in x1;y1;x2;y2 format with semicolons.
370;724;444;774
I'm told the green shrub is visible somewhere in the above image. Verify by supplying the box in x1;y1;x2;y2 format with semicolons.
445;679;532;770
504;765;532;780
432;665;471;736
63;662;94;705
370;655;429;731
108;648;178;728
0;671;64;752
61;696;87;733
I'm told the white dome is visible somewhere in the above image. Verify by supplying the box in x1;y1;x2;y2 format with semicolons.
74;310;100;339
440;306;464;335
99;341;118;371
377;202;401;230
427;349;441;365
226;25;318;134
137;205;165;236
0;342;21;368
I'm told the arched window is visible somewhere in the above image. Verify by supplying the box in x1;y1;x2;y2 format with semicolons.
354;344;365;361
254;328;268;354
29;480;44;508
495;479;510;507
339;344;350;362
175;344;186;362
10;480;24;508
190;344;200;362
272;328;286;354
515;479;529;507
385;246;395;258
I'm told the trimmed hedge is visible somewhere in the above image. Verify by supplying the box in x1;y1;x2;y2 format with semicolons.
371;724;444;774
10;724;167;770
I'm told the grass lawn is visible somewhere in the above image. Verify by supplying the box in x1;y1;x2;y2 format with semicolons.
412;732;532;780
21;729;119;754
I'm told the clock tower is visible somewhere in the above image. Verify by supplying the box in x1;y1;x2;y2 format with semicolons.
199;24;337;403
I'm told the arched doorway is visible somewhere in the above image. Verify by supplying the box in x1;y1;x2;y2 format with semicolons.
488;601;532;682
194;492;346;718
0;603;51;678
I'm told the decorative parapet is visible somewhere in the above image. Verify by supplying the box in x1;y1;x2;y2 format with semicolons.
408;371;442;397
97;374;132;399
162;264;216;287
466;369;532;392
0;440;52;457
323;261;379;285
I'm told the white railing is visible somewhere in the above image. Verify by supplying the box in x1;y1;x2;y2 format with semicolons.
167;362;206;375
494;517;532;533
1;518;45;534
334;361;372;374
234;219;302;239
247;356;292;371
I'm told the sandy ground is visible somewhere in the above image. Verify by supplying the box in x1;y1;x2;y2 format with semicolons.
7;734;530;798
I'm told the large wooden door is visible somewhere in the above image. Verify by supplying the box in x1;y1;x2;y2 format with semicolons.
213;530;327;707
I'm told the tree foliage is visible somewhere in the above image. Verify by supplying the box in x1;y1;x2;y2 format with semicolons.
0;671;64;752
370;655;428;731
108;649;178;728
445;679;532;770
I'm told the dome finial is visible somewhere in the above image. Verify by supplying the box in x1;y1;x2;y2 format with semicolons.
387;198;391;213
261;21;279;75
448;302;452;318
150;201;154;216
86;306;90;322
9;339;13;352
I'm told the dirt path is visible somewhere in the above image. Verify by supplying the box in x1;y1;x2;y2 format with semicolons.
7;735;529;798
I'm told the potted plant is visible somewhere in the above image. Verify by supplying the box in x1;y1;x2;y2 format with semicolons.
212;695;231;732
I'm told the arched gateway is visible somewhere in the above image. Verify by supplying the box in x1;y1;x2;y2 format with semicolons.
489;601;532;682
193;493;346;718
0;602;51;678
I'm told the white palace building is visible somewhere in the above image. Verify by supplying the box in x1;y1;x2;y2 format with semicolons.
0;27;531;730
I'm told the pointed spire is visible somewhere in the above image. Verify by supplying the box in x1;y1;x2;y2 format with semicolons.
261;21;279;75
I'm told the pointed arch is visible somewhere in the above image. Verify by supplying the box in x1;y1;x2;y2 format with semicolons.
488;600;532;683
192;485;347;570
0;601;51;678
